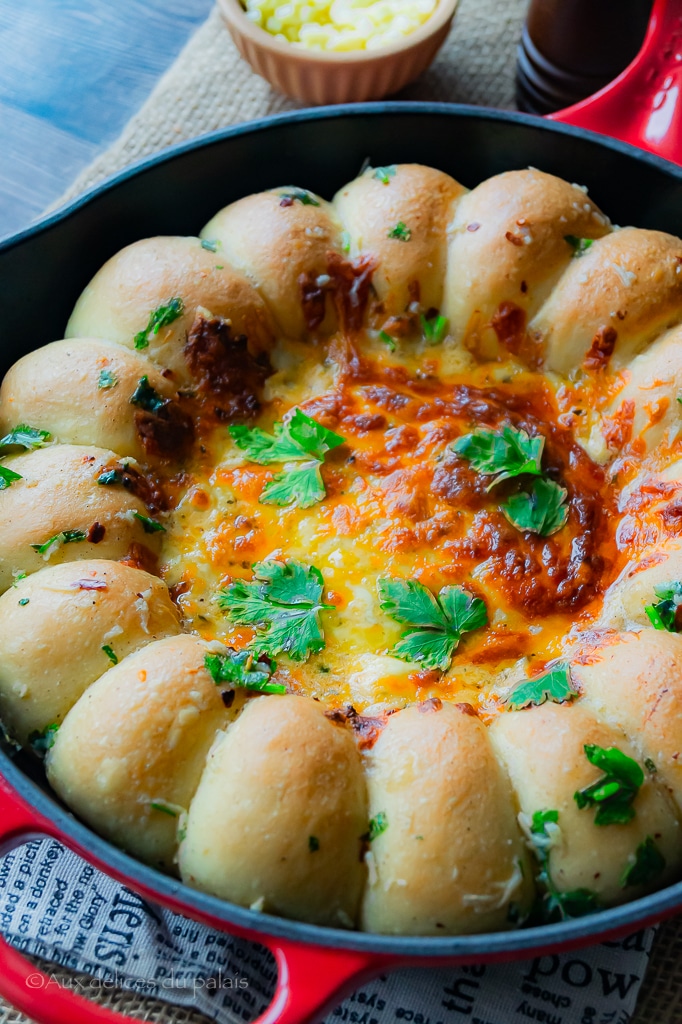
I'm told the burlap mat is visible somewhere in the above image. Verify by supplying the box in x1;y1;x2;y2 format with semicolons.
3;1;681;1021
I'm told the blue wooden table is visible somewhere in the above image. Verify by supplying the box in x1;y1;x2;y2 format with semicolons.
0;0;214;240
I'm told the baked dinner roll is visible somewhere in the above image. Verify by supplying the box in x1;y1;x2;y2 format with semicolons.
202;189;342;339
65;237;275;380
574;631;682;811
0;560;181;746
360;701;534;935
0;338;193;463
599;542;682;631
0;444;163;593
179;695;367;928
531;228;682;375
333;164;465;325
490;701;681;906
442;169;610;360
47;635;238;870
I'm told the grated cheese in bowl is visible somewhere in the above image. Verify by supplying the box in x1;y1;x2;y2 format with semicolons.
242;0;440;52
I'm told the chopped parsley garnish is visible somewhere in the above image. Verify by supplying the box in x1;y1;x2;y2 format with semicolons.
0;424;51;454
200;238;220;252
341;231;351;254
621;836;666;888
18;597;29;606
502;477;569;536
645;581;682;632
230;409;344;509
378;577;487;672
421;313;448;345
0;465;22;489
11;571;27;587
373;166;397;185
133;297;184;350
388;221;412;242
279;189;320;207
31;529;87;557
505;663;578;710
98;469;122;486
645;757;657;774
367;812;388;841
133;512;166;534
378;330;396;353
150;802;178;818
308;835;320;852
97;369;118;390
218;559;332;662
574;744;644;826
453;425;544;490
564;235;594;257
129;376;166;414
529;809;599;921
29;723;59;757
204;649;285;694
102;645;118;665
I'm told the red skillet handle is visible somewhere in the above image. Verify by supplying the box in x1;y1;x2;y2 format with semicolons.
0;776;382;1024
550;0;682;166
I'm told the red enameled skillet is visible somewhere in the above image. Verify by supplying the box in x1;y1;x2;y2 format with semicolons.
1;1;682;1021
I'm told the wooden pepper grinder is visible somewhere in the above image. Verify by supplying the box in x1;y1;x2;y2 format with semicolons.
516;0;653;114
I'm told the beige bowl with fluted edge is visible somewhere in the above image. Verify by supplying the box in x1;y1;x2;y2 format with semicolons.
218;0;459;105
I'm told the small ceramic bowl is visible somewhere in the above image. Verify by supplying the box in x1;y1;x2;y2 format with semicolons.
218;0;459;105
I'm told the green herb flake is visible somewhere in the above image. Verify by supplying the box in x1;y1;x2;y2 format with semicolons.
133;297;184;350
11;571;27;587
453;425;544;490
133;512;166;534
574;744;644;826
218;559;332;662
29;723;59;757
378;330;396;353
621;836;666;888
645;757;657;774
129;375;166;414
421;314;449;346
0;424;51;455
200;238;220;252
644;580;682;633
506;663;578;710
373;166;397;185
528;808;599;921
0;465;22;489
98;469;122;486
340;231;351;254
260;462;325;509
564;235;594;258
378;577;487;672
388;221;412;242
102;645;118;665
31;529;87;557
279;189;320;207
368;812;388;841
502;477;569;536
150;802;178;818
204;649;285;694
308;835;320;853
97;369;118;390
18;597;29;606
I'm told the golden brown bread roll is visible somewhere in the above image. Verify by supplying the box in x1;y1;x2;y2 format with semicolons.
0;559;181;746
443;169;611;359
65;237;275;380
178;695;367;927
360;701;534;935
47;635;240;870
0;338;191;463
0;444;163;593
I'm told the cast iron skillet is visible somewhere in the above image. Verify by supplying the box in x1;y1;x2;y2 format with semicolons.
2;96;682;1024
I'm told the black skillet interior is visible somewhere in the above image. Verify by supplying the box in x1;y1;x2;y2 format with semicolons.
2;102;682;958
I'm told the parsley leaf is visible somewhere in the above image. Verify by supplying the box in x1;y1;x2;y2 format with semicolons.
378;578;487;671
200;238;221;252
505;663;578;710
98;469;122;486
260;462;325;509
203;649;285;694
0;424;51;454
574;744;644;826
645;581;682;632
373;166;397;185
388;221;412;242
150;801;178;817
564;235;594;257
102;645;118;665
29;723;59;757
230;409;344;464
129;376;166;414
368;812;388;840
133;512;166;534
340;230;351;254
0;465;22;489
134;297;184;350
378;330;396;352
621;836;666;888
278;189;320;207
98;369;118;390
218;560;333;662
453;425;544;490
31;529;86;557
529;808;599;921
502;477;569;536
421;313;448;345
